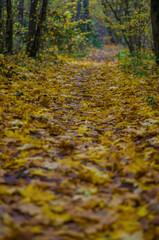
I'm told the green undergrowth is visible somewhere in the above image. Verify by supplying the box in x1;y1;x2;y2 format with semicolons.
117;48;158;76
116;48;159;108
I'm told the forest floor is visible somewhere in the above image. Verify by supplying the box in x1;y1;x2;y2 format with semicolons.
0;45;159;240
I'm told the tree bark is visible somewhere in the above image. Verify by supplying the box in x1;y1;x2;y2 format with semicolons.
124;0;135;52
0;0;2;31
83;0;89;31
83;0;89;20
18;0;24;26
76;0;82;21
0;0;3;51
151;0;159;64
6;0;13;54
29;0;48;58
26;0;38;54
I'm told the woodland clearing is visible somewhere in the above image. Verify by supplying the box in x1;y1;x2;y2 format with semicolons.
0;45;159;240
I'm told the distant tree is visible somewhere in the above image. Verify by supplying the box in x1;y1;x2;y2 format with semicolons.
124;0;135;52
0;0;3;51
29;0;48;57
151;0;159;64
0;0;2;31
16;0;24;50
83;0;90;32
76;0;82;21
101;0;151;53
26;0;39;54
83;0;89;19
17;0;24;26
6;0;13;54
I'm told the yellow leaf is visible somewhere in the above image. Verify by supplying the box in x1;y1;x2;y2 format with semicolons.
137;205;148;218
119;231;144;240
79;165;109;184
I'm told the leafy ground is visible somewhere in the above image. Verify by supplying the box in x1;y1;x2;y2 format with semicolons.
0;46;159;240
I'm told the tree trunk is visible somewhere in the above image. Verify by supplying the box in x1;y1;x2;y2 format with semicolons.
151;0;159;64
16;0;24;50
76;0;82;21
71;0;75;21
0;0;2;32
83;0;89;32
26;0;38;54
29;0;48;58
6;0;13;54
83;0;89;20
0;0;3;51
124;0;135;52
18;0;24;26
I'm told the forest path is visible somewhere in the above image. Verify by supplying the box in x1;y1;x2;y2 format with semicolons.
0;45;159;240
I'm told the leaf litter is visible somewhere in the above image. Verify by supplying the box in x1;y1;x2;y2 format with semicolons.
0;46;159;240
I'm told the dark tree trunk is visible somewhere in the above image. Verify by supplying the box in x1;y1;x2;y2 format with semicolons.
26;0;38;53
0;0;2;30
29;0;48;58
83;0;89;31
16;0;24;50
76;0;82;21
0;0;3;51
71;0;75;21
124;0;135;52
6;0;13;54
83;0;89;17
18;0;24;26
151;0;159;64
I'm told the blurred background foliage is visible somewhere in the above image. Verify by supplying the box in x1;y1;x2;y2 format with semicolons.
0;0;157;65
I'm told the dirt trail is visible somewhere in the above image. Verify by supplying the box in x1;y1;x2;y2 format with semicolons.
0;45;159;240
